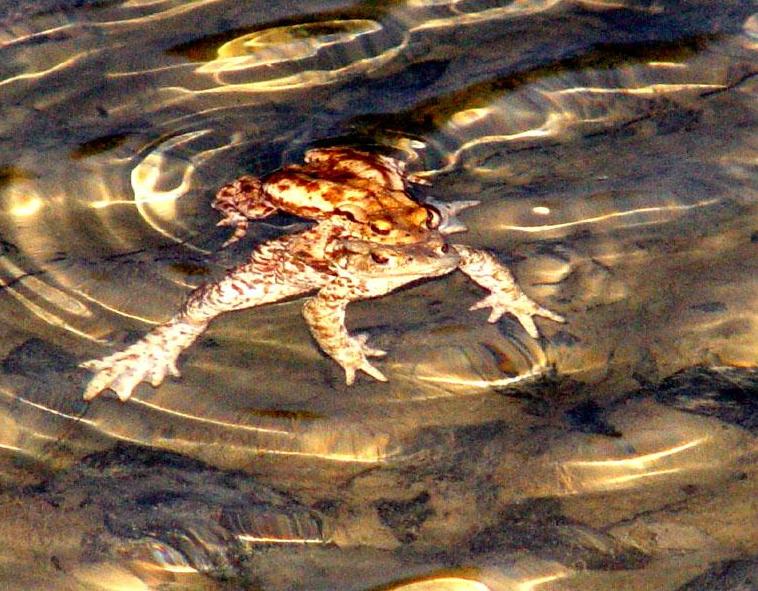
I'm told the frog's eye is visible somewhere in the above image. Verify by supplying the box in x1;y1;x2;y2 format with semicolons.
370;252;389;265
425;207;441;229
369;219;392;235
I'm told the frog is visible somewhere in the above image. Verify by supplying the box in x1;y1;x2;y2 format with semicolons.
81;149;564;401
212;147;441;247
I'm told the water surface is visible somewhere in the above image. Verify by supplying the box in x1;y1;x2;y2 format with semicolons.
0;0;756;589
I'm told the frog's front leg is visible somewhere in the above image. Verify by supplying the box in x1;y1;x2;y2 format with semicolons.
81;248;328;401
453;244;565;338
302;277;388;386
212;175;277;247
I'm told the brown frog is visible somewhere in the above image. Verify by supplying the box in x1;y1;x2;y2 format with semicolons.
212;147;441;247
81;148;564;401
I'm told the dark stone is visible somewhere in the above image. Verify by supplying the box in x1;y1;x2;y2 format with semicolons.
0;237;19;255
312;499;341;517
690;302;727;313
675;557;758;591
653;367;758;432
469;498;649;570
565;399;622;437
40;443;325;577
2;338;78;377
552;330;580;347
375;492;434;544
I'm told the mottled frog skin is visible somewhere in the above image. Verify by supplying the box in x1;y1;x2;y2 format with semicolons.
212;147;440;247
81;148;564;401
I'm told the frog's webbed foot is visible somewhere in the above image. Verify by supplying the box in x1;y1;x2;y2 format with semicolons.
216;216;249;248
212;175;276;247
81;349;179;402
80;319;205;402
454;244;565;339
302;295;389;386
469;293;565;339
426;198;480;235
342;332;388;386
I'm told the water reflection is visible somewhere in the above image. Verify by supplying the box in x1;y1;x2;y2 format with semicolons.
0;0;756;589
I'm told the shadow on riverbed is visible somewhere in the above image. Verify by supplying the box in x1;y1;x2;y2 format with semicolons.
1;365;755;590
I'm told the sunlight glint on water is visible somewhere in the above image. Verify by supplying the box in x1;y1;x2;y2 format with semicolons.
0;0;755;589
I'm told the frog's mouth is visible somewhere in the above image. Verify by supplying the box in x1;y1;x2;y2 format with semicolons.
426;199;480;235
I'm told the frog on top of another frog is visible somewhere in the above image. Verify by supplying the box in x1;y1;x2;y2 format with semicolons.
212;146;440;247
81;147;564;401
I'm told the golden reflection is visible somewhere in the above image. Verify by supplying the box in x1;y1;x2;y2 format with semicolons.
647;61;689;68
416;366;544;389
236;534;323;544
157;20;408;95
559;437;709;493
1;177;44;218
68;288;161;325
130;560;197;575
426;112;574;177
122;0;185;7
550;83;724;96
0;52;93;88
5;193;42;217
743;14;758;50
0;443;23;453
386;576;490;591
98;409;395;464
565;437;708;468
123;540;198;576
186;46;405;93
171;439;393;464
203;21;382;73
451;107;494;128
574;0;629;8
0;254;99;341
408;0;565;31
516;572;569;591
99;0;224;28
71;562;151;591
129;131;209;254
593;467;683;485
130;399;294;436
0;284;103;342
0;258;91;318
0;389;97;426
500;198;719;233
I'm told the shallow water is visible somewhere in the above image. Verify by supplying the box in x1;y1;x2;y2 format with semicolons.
0;1;756;589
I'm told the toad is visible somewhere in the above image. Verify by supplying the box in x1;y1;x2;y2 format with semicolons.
212;147;440;247
81;148;563;401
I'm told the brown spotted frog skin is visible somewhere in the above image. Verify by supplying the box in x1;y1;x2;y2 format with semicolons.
212;147;441;247
81;148;564;401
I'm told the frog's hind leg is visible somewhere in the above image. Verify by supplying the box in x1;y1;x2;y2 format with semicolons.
302;276;394;386
213;175;278;247
303;292;387;385
81;245;328;402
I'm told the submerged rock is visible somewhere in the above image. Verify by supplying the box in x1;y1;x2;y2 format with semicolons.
36;443;326;577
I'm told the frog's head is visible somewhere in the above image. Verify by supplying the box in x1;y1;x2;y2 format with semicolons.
332;235;459;282
333;197;479;244
362;199;480;243
350;202;447;245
